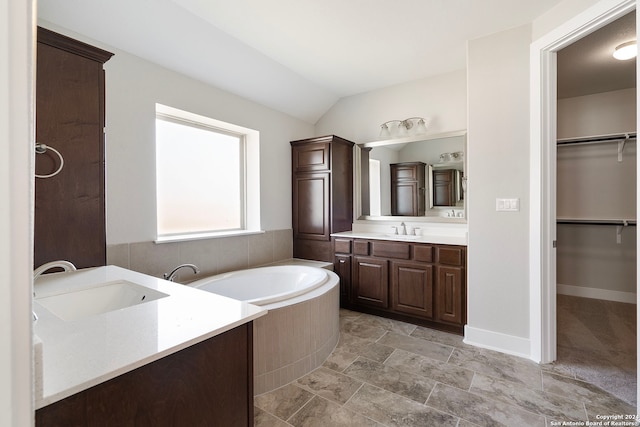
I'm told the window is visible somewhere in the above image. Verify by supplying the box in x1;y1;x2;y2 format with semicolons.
155;104;260;241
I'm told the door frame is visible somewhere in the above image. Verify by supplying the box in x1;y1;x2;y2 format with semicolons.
529;0;636;363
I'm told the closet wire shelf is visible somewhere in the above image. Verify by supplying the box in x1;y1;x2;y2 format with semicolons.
557;219;636;244
557;132;636;162
556;219;636;226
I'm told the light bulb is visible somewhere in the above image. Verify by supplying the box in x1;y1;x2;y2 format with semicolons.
397;122;408;137
415;118;428;134
379;124;391;139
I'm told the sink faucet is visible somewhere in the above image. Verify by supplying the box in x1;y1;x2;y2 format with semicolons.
33;260;77;281
400;222;407;235
164;263;199;282
33;260;77;320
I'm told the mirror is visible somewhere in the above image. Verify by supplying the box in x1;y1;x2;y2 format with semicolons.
357;131;466;220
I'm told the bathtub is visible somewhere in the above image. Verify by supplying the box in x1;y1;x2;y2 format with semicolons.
190;265;340;395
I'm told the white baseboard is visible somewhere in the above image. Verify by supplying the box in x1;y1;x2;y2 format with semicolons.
464;325;533;361
557;283;636;304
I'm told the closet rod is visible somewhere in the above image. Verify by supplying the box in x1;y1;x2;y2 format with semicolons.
557;219;637;226
557;132;637;146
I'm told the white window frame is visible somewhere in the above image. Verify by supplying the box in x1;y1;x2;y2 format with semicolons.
155;103;261;242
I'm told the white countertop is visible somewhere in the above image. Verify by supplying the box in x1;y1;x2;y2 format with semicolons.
331;230;467;246
33;265;267;409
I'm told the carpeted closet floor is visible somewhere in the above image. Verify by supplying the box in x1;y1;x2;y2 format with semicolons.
555;294;637;407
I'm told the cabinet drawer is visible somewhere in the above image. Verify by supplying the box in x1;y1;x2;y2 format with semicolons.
413;245;434;263
353;240;370;256
437;246;465;266
292;142;330;172
372;241;410;260
334;238;352;254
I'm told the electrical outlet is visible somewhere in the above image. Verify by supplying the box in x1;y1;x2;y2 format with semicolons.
496;198;519;212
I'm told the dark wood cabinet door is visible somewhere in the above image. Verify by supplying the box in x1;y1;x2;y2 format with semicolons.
436;266;465;326
392;181;419;216
391;262;434;319
292;142;330;172
390;162;425;216
432;169;456;207
352;257;388;308
293;172;330;241
35;28;113;269
334;254;352;304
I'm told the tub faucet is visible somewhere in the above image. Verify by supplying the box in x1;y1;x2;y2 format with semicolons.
33;260;77;281
164;263;199;282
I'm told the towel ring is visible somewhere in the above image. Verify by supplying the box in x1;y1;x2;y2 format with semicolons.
35;143;64;179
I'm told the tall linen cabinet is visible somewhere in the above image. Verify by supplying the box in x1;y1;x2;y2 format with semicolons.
291;135;354;262
35;27;113;269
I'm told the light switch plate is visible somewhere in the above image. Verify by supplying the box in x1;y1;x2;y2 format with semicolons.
496;198;520;212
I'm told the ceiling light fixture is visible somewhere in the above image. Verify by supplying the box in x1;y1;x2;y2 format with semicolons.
379;117;429;139
613;41;637;60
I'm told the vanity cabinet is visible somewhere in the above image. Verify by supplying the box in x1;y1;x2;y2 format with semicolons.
334;238;466;334
291;136;354;262
36;323;254;426
390;162;426;216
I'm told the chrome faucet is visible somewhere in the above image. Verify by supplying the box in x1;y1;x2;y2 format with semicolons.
33;260;77;281
164;263;199;282
399;222;407;235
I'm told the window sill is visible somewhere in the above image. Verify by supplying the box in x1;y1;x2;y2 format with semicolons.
155;229;265;244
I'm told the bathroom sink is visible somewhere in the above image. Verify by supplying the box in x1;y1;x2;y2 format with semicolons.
36;280;169;321
384;234;421;240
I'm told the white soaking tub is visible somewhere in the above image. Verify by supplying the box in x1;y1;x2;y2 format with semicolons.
190;265;340;394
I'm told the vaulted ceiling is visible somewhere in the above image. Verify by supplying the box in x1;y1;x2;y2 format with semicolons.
38;1;632;123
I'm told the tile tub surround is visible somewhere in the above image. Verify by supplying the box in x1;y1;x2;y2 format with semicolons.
107;228;293;281
253;281;340;395
254;310;636;427
33;266;266;408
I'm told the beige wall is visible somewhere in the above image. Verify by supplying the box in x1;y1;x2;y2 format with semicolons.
532;0;601;40
315;70;467;143
558;88;637;139
101;45;313;244
466;24;533;351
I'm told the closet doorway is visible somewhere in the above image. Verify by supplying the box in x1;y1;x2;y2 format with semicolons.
555;10;637;407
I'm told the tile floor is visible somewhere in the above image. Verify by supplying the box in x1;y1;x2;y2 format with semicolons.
254;309;636;427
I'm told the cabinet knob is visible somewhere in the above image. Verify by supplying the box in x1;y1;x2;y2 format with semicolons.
339;259;346;264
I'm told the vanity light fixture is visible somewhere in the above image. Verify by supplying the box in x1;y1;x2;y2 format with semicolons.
379;117;429;139
613;40;637;60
